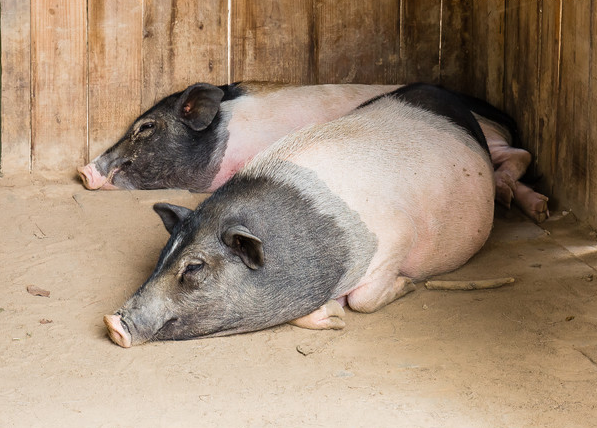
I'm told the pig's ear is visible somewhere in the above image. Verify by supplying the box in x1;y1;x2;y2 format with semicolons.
153;203;193;235
222;225;264;270
177;83;225;131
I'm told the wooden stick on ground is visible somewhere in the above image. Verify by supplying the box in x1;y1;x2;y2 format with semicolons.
424;277;515;291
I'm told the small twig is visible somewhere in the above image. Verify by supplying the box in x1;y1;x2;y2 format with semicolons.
72;194;83;209
425;277;515;290
82;299;105;308
575;348;597;368
33;223;47;239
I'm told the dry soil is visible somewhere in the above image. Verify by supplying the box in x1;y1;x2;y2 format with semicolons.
1;174;596;428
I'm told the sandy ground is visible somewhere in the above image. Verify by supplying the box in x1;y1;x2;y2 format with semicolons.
1;174;597;428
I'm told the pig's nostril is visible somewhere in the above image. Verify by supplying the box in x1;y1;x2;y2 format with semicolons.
77;165;91;186
104;314;132;348
77;163;108;190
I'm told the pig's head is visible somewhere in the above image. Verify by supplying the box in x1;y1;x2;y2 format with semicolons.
78;82;235;192
103;177;353;347
104;201;269;347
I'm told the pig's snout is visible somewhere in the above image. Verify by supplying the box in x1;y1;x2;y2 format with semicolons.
77;163;120;190
77;163;107;190
104;314;132;348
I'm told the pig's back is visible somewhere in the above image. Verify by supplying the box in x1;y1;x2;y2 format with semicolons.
243;96;495;279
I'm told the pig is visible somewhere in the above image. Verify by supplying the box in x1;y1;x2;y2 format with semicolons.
77;81;548;223
104;83;496;347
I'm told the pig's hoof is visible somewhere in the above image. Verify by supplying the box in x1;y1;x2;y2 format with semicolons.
289;300;346;330
514;184;550;223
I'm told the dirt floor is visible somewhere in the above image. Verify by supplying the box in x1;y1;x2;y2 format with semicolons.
1;174;597;428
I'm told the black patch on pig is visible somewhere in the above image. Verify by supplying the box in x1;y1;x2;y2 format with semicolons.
129;173;354;341
449;89;521;148
94;82;246;192
359;83;490;154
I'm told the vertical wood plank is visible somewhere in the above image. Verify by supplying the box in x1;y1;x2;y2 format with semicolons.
440;0;473;93
230;0;314;84
402;0;442;83
316;0;401;84
31;0;87;172
554;0;591;215
87;1;143;161
484;0;506;107
504;0;540;167
588;0;597;225
536;0;561;203
470;0;505;106
142;0;228;110
0;0;31;174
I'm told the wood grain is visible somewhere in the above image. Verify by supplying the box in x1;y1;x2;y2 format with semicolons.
402;0;442;84
0;0;31;174
31;0;87;172
588;0;597;226
440;0;473;93
504;0;540;175
536;0;561;204
142;0;227;110
316;0;401;84
87;0;143;161
230;0;314;83
554;0;591;214
470;0;505;107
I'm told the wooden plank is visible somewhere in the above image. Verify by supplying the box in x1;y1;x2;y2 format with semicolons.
504;0;540;172
536;0;561;204
554;0;591;216
402;0;442;84
470;0;505;106
316;0;401;84
142;0;227;111
230;0;314;84
589;0;597;226
440;0;473;93
87;1;143;161
31;0;87;173
0;0;31;174
484;0;505;107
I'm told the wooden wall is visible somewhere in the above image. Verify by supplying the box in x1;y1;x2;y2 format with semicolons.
0;1;595;225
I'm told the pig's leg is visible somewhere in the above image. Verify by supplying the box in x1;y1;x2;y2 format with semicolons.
491;141;549;222
347;275;415;313
289;300;346;330
346;211;417;313
481;121;549;222
513;182;550;223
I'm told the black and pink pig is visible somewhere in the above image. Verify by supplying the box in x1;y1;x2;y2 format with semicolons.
78;81;548;223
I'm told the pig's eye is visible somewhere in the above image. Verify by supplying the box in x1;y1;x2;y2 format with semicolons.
137;121;156;134
182;262;204;278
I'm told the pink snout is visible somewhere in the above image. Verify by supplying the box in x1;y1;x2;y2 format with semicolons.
77;163;118;190
104;314;132;348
